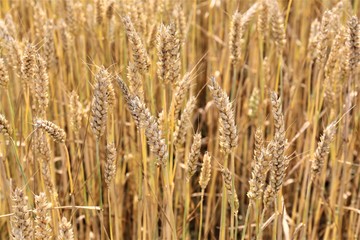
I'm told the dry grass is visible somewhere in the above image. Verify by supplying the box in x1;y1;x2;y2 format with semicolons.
0;0;359;239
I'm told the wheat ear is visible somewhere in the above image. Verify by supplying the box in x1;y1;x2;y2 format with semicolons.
186;133;202;181
0;113;12;136
34;192;52;239
311;122;336;180
122;16;150;74
90;67;110;139
221;167;240;215
58;217;74;240
0;58;9;88
208;77;238;153
105;142;117;188
173;96;196;148
199;152;211;189
229;11;243;65
10;188;33;240
35;119;66;143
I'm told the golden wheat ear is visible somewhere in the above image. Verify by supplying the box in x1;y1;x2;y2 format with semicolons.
105;142;117;188
58;217;74;240
208;76;238;154
90;67;111;139
186;132;202;181
34;192;52;239
0;113;12;136
0;58;9;89
311;122;336;181
11;188;33;239
35;119;66;143
199;152;211;190
221;167;239;215
229;11;243;65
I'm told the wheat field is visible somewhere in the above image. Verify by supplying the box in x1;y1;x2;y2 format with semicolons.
0;0;359;239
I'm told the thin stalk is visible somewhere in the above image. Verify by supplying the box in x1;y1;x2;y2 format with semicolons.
219;156;229;239
257;209;266;240
241;202;252;240
231;65;237;101
272;196;278;240
95;141;103;207
198;189;205;240
140;130;147;239
230;151;235;239
301;178;312;239
182;182;190;239
108;190;113;240
96;140;104;239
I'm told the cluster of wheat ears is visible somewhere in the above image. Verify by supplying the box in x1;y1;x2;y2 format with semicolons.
0;0;359;239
